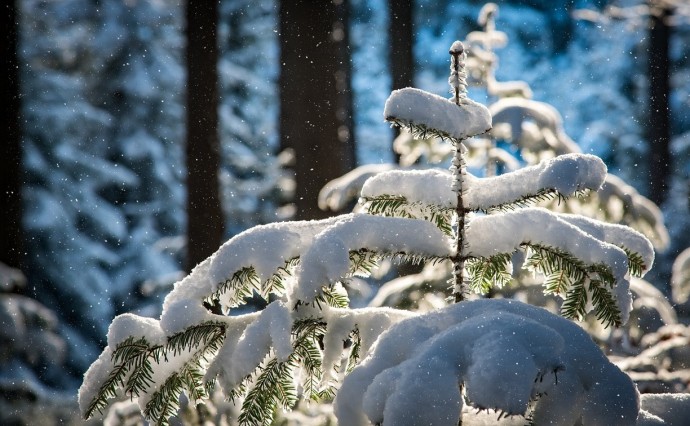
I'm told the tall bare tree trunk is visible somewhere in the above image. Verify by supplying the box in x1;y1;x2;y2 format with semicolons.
1;1;23;270
185;1;224;271
279;0;356;220
388;0;414;160
646;3;672;205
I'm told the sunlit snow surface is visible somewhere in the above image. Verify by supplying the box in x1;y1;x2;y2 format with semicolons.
384;88;492;140
335;298;639;426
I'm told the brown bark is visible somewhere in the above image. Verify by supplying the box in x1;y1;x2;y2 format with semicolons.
279;0;356;220
388;0;414;160
185;1;224;271
646;4;672;206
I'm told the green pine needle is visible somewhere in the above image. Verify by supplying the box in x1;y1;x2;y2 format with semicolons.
142;323;226;425
84;337;163;419
262;257;301;299
361;195;454;236
622;247;646;278
466;254;512;294
213;266;261;308
386;117;463;146
560;279;588;321
589;280;623;328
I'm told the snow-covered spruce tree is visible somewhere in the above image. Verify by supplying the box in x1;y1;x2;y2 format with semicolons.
79;41;654;425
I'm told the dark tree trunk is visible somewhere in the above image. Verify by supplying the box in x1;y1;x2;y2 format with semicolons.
388;0;414;160
1;1;23;270
279;0;356;220
646;5;671;206
185;1;224;271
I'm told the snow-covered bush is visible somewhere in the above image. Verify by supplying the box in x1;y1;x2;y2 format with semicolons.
79;40;654;425
335;298;639;425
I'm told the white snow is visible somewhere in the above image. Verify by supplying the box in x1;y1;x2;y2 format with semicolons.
161;216;351;316
637;393;690;425
334;299;639;426
465;207;633;322
294;214;453;301
489;97;579;155
106;313;166;348
361;168;454;208
319;163;397;212
466;208;629;281
77;347;115;416
203;312;260;392
384;88;492;140
466;153;605;210
223;301;293;387
360;153;606;212
558;213;655;276
208;217;346;291
671;247;690;304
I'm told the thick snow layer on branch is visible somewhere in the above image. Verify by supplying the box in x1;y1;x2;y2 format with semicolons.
319;164;397;212
360;154;606;212
465;207;633;321
208;217;347;289
599;174;669;250
78;347;115;415
161;216;349;316
203;312;260;392
384;88;491;140
78;314;168;414
334;299;639;426
466;153;606;210
466;208;629;281
320;306;415;385
107;313;166;348
221;301;292;387
559;213;654;276
361;169;454;208
294;214;452;301
489;97;579;155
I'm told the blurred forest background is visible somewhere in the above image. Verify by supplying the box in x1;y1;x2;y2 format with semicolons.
1;0;689;423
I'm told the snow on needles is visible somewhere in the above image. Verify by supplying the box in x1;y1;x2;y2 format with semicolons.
294;214;452;301
334;299;639;426
361;153;607;211
384;87;491;140
466;207;634;322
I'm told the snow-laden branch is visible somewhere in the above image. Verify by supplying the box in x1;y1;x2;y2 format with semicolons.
318;163;397;212
672;247;690;304
160;216;347;321
294;214;452;302
465;207;634;323
360;153;606;212
361;168;454;209
489;97;579;155
557;213;655;276
597;174;669;250
334;299;639;426
384;87;491;141
466;208;626;277
466;153;606;210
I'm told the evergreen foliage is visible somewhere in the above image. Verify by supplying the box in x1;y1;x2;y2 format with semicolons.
80;34;654;426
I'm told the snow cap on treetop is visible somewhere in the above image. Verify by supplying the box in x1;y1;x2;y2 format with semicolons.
384;88;491;140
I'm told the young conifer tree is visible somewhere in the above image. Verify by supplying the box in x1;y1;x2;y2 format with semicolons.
79;40;654;426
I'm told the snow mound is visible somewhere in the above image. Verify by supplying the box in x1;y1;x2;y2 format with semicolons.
334;298;639;426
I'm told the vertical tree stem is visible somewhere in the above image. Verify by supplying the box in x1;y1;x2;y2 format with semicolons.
449;41;468;303
452;142;467;302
